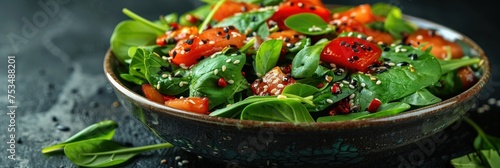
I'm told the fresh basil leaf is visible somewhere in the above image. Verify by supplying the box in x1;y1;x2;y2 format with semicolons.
254;40;283;77
316;112;370;122
384;8;417;39
110;20;159;63
190;52;249;109
41;120;118;155
284;13;333;35
240;99;314;123
64;139;173;168
215;10;275;39
291;41;328;78
400;88;441;106
282;83;319;97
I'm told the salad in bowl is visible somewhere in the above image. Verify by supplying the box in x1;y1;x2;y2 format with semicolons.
105;0;489;167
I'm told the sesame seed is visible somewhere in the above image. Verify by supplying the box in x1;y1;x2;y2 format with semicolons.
370;76;377;81
349;84;355;89
270;88;277;94
388;62;396;66
227;80;234;84
180;63;189;69
348;32;353;37
349;94;355;99
339;83;344;87
400;48;408;52
162;74;168;78
277;95;287;99
188;99;196;104
488;98;496;105
198;41;204;45
222;65;227;72
376;80;381;85
326;99;334;104
342;80;350;84
175;156;181;160
366;36;373;41
233;60;240;64
209;41;215;45
226;59;232;63
416;35;423;40
179;81;189;87
162;56;168;60
213;69;219;75
357;34;363;38
361;83;366;87
277;84;284;89
182;160;190;164
174;71;181;76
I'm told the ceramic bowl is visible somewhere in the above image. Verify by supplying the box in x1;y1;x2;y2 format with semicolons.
103;15;490;167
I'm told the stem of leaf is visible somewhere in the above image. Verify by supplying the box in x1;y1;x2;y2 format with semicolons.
122;8;167;33
239;37;255;53
81;143;174;156
463;116;495;147
198;0;226;34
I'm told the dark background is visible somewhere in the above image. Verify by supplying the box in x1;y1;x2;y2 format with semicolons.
0;0;499;167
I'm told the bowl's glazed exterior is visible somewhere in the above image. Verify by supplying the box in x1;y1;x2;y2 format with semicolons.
104;15;490;167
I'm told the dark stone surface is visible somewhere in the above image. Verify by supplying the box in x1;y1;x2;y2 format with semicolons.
0;0;499;168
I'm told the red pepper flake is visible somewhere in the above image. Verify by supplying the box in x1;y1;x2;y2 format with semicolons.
317;83;325;88
367;98;382;113
218;78;227;88
186;14;198;24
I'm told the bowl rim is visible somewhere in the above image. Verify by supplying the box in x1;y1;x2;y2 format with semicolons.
103;14;491;130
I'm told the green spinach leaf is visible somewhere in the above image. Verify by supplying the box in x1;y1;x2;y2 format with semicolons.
42;120;118;155
179;5;211;26
190;52;249;108
284;13;333;35
254;39;283;77
384;8;417;39
355;45;441;104
439;57;481;75
291;41;328;78
64;139;173;168
400;88;441;106
240;99;314;123
110;20;160;63
282;83;319;97
316;112;370;122
215;10;275;39
209;96;278;118
309;80;359;112
355;102;411;119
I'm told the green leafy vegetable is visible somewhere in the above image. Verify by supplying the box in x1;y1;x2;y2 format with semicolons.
209;96;278;118
122;8;167;33
291;41;328;78
215;10;275;39
254;39;283;77
384;7;417;39
317;102;410;122
179;5;211;26
64;139;173;168
284;13;334;35
439;57;481;75
282;83;319;97
451;117;500;168
355;45;441;104
240;99;314;123
110;20;160;63
400;88;441;106
190;52;249;108
42;120;118;155
371;2;397;17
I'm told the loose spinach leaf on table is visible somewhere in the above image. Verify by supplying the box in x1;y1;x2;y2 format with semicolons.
42;120;118;155
240;99;315;123
215;10;275;39
64;139;172;168
451;117;500;168
254;39;283;77
190;52;249;109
